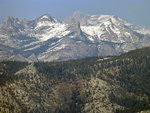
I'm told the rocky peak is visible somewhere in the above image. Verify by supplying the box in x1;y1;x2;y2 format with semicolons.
3;16;20;28
39;13;57;22
1;16;25;35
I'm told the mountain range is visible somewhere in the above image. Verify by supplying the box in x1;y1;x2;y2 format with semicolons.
0;11;150;61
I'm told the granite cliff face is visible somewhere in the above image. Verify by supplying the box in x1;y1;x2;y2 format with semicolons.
0;12;150;61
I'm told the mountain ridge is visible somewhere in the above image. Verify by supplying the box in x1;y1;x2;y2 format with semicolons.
0;12;150;61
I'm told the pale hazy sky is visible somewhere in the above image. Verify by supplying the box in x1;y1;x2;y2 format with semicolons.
0;0;150;26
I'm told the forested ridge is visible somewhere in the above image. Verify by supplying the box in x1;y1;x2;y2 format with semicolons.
0;47;150;113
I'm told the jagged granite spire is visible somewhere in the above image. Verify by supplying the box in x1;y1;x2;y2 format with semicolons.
70;19;82;36
75;21;82;36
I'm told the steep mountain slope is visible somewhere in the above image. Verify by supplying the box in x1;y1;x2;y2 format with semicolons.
0;47;150;113
0;12;150;61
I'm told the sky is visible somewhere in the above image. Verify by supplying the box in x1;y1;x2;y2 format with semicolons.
0;0;150;27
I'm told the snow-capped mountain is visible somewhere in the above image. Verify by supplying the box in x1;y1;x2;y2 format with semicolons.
0;12;150;61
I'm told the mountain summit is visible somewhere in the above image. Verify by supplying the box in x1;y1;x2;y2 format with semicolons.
39;14;58;22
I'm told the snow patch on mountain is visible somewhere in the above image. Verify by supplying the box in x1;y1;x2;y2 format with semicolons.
34;23;70;41
136;28;150;35
81;25;104;39
24;44;41;51
41;15;50;20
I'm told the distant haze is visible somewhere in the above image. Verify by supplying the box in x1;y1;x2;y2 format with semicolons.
0;0;150;27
